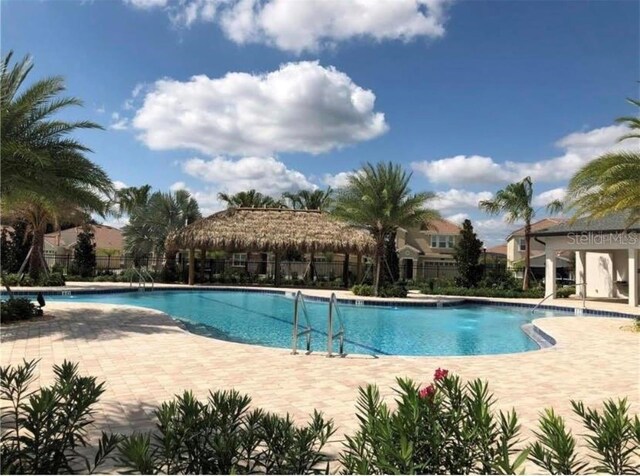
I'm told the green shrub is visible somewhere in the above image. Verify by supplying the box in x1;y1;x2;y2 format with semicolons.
0;273;34;287
378;283;408;298
0;298;40;323
40;272;65;286
530;399;640;474
556;286;575;298
117;389;335;474
478;267;520;290
351;284;374;296
0;360;120;474
420;286;545;299
341;369;528;474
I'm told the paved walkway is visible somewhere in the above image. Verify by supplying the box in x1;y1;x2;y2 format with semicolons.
1;300;638;462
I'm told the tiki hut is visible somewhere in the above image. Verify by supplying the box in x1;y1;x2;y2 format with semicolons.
167;207;375;285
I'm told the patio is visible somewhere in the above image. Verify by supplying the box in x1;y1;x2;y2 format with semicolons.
1;297;638;462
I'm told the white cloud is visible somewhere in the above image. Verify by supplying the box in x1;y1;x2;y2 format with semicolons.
124;0;452;53
181;156;316;197
125;0;168;8
445;213;468;225
169;181;188;192
473;217;517;247
432;189;493;213
113;180;128;190
411;155;505;186
412;124;639;186
133;61;387;156
109;112;130;130
219;0;451;53
322;171;355;188
533;187;566;207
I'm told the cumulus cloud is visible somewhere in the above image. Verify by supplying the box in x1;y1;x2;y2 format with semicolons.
322;171;356;188
412;124;639;186
445;213;469;225
533;187;566;208
181;156;316;197
432;189;493;213
123;0;452;53
133;61;387;156
473;217;518;246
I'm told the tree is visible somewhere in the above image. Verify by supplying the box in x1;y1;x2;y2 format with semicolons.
1;51;112;280
567;98;640;226
282;188;333;211
479;177;561;290
72;229;96;277
122;189;201;280
217;190;281;208
334;162;439;296
454;219;484;288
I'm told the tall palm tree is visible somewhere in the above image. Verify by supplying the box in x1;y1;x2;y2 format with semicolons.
479;177;561;290
282;188;333;211
567;98;640;226
123;189;201;277
113;185;153;217
333;162;439;296
1;51;112;280
217;189;281;208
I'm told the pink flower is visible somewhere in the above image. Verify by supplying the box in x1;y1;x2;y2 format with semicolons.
419;384;436;399
434;368;449;381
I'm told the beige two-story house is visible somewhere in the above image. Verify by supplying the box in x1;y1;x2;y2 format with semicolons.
396;219;461;281
506;218;572;280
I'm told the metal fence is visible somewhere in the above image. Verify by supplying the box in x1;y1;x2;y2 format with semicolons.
45;253;509;287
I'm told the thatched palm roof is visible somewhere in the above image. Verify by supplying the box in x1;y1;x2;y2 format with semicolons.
167;207;375;254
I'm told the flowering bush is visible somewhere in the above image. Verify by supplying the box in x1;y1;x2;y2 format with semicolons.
341;369;527;474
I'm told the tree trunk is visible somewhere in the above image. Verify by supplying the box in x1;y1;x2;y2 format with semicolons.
523;222;531;291
373;235;384;296
164;246;179;282
28;226;46;282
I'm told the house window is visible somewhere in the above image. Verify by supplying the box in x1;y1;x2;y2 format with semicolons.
518;238;526;252
231;253;247;267
430;235;455;249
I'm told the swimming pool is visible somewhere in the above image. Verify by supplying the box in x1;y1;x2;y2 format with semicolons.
49;290;561;356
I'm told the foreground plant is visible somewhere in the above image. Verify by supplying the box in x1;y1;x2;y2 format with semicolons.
116;389;335;474
0;359;120;474
340;369;528;474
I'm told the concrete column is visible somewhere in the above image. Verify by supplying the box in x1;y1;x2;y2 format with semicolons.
545;246;557;299
629;248;638;307
576;251;586;297
188;248;195;286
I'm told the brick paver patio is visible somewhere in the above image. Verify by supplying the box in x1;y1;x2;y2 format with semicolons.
1;298;638;464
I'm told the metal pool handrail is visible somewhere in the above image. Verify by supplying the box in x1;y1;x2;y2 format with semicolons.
531;282;587;313
291;291;312;354
129;267;145;289
140;267;154;291
327;293;346;357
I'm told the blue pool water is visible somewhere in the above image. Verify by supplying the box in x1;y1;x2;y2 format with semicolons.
49;290;558;356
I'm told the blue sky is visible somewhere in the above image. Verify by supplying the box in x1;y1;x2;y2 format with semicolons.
2;0;638;244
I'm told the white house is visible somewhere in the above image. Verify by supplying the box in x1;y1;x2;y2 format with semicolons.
534;215;639;308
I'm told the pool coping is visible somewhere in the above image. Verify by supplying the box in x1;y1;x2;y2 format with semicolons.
3;285;637;319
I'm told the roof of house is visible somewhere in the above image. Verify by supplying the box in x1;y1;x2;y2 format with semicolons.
44;225;123;250
423;218;462;235
486;244;507;256
532;213;640;236
506;218;566;240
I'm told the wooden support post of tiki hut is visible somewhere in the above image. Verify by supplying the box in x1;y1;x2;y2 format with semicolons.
356;252;363;282
273;250;281;286
342;253;350;288
188;248;195;286
200;249;207;283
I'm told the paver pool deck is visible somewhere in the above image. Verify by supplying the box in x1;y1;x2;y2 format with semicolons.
1;285;639;464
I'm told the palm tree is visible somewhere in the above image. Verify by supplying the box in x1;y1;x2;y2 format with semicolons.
113;185;153;217
123;189;201;278
567;98;640;226
1;51;112;280
333;162;439;296
282;188;333;211
217;189;281;208
479;177;561;290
